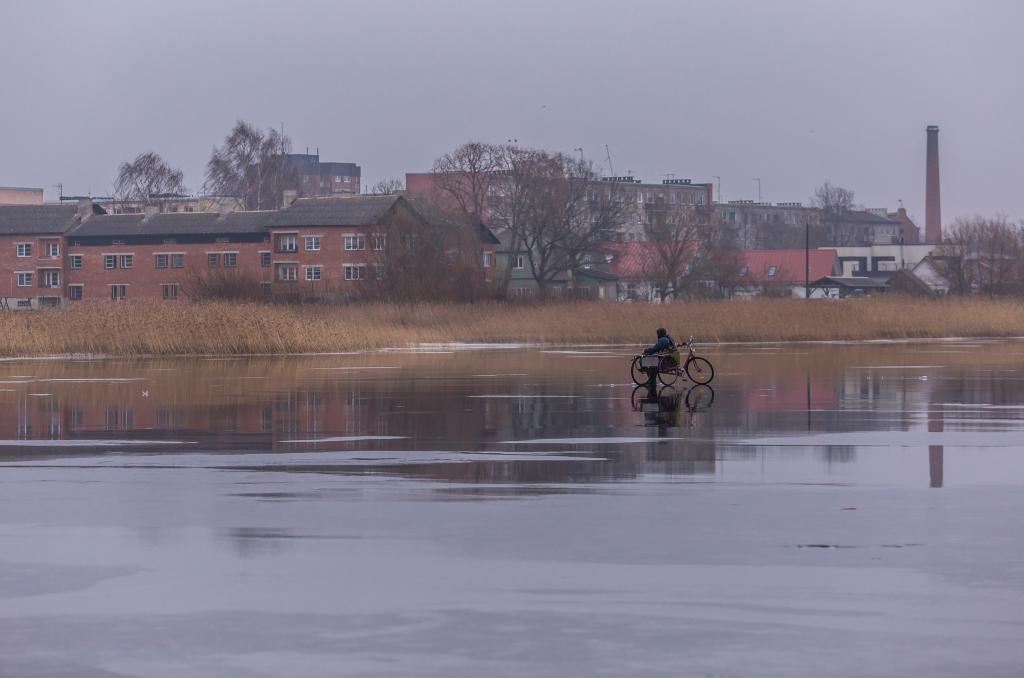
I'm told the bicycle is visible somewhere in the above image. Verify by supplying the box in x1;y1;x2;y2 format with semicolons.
629;336;715;387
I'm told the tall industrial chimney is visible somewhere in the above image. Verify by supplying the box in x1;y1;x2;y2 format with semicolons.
925;125;941;243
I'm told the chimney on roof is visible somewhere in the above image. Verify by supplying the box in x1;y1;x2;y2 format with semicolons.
282;189;298;208
76;197;93;220
925;125;941;243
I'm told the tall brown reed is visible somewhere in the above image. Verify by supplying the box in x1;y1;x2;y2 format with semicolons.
1;297;1022;356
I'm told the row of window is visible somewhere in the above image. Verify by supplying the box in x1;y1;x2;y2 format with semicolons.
15;270;61;287
15;242;60;257
274;234;385;253
63;283;180;301
274;264;383;282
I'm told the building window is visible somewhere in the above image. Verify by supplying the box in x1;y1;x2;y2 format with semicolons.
344;264;366;280
163;238;177;244
69;254;82;269
16;243;32;257
104;255;116;269
739;265;748;277
767;266;777;277
482;251;493;267
276;234;297;253
373;263;385;280
304;236;321;251
344;234;365;251
171;253;185;268
45;242;60;257
335;175;344;182
208;253;220;267
260;251;271;268
119;254;133;269
162;283;178;300
68;285;83;301
16;272;32;287
304;265;322;281
110;284;127;301
223;252;237;267
512;255;525;270
155;254;169;269
277;264;298;281
372;234;386;251
41;270;60;288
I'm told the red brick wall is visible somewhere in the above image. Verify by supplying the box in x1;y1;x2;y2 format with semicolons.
268;227;380;296
0;234;65;299
65;241;271;303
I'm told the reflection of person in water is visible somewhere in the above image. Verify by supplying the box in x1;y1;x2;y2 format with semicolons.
633;384;714;429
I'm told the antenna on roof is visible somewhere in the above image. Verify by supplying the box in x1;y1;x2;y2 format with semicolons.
53;183;62;200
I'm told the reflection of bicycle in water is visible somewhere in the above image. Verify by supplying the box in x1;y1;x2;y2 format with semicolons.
630;336;715;387
631;383;715;427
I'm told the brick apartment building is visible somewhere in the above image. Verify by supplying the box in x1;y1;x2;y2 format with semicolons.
284;153;361;196
0;194;498;307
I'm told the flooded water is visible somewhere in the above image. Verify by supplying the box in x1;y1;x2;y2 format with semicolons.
2;341;1024;677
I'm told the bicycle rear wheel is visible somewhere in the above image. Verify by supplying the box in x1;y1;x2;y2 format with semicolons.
685;384;715;409
685;356;715;384
630;356;648;385
657;356;681;387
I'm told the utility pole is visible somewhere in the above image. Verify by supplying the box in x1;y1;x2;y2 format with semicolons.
805;221;811;299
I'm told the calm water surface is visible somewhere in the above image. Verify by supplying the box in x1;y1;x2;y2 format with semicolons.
2;342;1024;677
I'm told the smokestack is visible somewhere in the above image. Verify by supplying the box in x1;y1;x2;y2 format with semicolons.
925;125;941;244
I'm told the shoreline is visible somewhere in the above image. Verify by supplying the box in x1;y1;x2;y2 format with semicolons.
2;334;1024;362
2;297;1024;357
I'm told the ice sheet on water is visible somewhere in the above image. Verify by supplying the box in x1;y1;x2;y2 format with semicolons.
500;437;681;445
313;366;399;371
281;435;408;443
853;365;943;370
35;378;145;383
0;439;194;447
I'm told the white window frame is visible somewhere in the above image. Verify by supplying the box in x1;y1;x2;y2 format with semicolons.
171;253;185;269
259;251;271;268
104;254;116;269
276;233;298;253
344;264;366;281
68;284;83;301
69;254;83;269
162;283;179;300
40;269;60;288
155;253;169;269
304;265;322;281
222;251;238;268
276;263;298;282
45;241;60;257
482;251;493;267
16;243;32;258
15;271;33;287
512;255;525;270
118;254;133;269
110;284;127;301
304;235;322;251
372;234;386;251
344;234;366;251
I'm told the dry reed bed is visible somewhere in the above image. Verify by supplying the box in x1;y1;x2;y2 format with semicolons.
1;297;1023;356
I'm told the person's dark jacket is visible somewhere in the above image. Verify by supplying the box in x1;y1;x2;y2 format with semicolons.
643;335;676;355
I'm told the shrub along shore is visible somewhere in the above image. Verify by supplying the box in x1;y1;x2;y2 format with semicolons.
1;297;1023;357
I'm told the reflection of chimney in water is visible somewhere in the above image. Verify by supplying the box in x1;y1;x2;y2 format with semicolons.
927;398;944;489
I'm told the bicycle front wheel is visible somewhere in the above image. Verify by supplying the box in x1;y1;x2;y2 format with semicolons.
685;356;715;384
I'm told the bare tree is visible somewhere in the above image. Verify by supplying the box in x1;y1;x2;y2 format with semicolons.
204;120;298;210
812;181;862;246
643;202;738;300
511;151;630;297
940;215;1024;295
112;152;186;210
368;177;405;195
431;142;503;220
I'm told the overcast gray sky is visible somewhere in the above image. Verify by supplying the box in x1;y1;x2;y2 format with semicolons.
2;0;1021;223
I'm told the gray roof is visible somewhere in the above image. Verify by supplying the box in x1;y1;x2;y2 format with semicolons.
0;204;82;235
71;210;273;237
268;195;402;228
